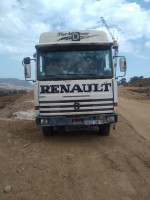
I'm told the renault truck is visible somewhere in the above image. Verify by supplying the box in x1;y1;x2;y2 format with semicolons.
22;30;126;136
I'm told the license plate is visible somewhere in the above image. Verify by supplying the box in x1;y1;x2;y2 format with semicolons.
85;120;103;125
73;119;83;123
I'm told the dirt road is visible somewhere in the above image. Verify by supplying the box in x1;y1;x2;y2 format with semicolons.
118;87;150;142
0;88;150;200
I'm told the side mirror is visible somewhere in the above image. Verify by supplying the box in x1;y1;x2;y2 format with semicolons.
23;57;31;65
120;57;127;72
24;64;31;79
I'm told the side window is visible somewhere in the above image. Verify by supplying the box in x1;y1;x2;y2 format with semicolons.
105;54;109;70
39;54;46;76
40;56;43;73
104;51;111;72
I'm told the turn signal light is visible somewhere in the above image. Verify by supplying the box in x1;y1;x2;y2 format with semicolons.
113;40;117;45
35;106;39;110
114;102;118;107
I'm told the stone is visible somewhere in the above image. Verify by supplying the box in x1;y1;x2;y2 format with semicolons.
23;144;28;147
4;185;12;193
17;169;21;173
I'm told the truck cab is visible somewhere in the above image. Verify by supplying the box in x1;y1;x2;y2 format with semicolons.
23;30;126;136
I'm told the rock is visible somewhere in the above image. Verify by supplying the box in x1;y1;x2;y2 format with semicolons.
23;144;28;147
33;164;37;168
17;169;21;173
4;185;12;193
21;167;25;171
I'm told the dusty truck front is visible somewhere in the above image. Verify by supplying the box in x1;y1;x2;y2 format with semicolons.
22;30;126;136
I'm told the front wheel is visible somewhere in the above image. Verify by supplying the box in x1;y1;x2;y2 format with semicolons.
42;126;54;137
98;124;110;136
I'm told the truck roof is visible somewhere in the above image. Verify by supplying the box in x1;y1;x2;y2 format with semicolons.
36;30;113;48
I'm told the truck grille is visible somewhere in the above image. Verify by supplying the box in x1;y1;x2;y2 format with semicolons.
39;98;114;116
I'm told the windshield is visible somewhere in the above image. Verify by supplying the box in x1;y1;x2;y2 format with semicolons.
37;46;113;80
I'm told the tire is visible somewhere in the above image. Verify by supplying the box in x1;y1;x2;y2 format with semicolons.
99;124;110;136
42;126;54;137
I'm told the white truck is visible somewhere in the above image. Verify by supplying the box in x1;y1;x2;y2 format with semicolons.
22;30;126;136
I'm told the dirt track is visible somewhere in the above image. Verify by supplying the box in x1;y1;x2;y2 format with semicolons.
0;88;150;200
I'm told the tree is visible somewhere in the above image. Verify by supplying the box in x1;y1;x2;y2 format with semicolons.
129;76;144;82
120;78;126;85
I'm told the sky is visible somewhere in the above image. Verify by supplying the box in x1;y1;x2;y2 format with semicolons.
0;0;150;82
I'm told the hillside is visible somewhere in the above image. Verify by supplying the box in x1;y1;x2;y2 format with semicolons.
0;78;33;88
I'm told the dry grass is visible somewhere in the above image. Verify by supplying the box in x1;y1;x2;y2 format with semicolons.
0;93;25;110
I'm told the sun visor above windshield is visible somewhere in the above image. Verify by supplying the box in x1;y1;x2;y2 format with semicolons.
35;30;113;48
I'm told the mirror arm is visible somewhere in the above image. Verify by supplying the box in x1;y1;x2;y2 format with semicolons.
31;58;36;62
116;71;126;79
22;58;36;67
113;55;125;59
25;79;36;82
22;60;25;67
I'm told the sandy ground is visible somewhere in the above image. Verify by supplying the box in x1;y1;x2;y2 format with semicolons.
118;87;150;142
0;88;150;200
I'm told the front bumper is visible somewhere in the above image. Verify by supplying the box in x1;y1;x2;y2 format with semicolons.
36;113;118;126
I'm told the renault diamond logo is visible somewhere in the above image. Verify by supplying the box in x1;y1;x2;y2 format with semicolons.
74;102;80;111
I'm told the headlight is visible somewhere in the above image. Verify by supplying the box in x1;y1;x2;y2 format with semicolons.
40;119;49;125
106;116;115;123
